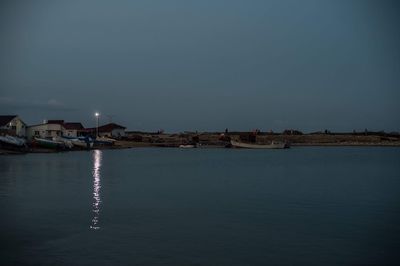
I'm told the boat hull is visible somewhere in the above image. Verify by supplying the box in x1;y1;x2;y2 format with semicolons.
0;135;27;152
71;140;93;148
34;138;64;149
61;136;94;149
230;140;289;149
0;135;26;147
94;137;115;146
179;144;196;148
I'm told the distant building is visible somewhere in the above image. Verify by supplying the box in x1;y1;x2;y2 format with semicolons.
63;122;85;137
27;120;65;139
26;119;125;139
86;123;126;138
0;115;27;137
27;120;86;139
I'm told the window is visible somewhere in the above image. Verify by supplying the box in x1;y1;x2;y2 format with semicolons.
34;131;40;136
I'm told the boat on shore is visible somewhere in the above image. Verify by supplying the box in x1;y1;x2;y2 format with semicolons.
71;139;93;149
0;135;27;152
34;137;65;149
94;136;115;146
61;136;94;149
54;137;74;149
179;144;197;148
230;140;289;149
0;135;26;147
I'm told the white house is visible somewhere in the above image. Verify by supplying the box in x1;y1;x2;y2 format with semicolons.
0;115;27;137
27;120;65;140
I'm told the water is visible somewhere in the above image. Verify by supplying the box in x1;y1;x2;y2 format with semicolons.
0;147;399;265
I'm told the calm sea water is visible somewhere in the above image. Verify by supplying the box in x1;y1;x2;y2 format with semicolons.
0;147;399;265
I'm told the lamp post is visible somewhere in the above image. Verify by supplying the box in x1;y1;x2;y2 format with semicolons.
95;112;100;138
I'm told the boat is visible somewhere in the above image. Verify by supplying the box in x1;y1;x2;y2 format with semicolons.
94;136;115;146
179;144;197;148
34;137;65;149
71;139;93;149
0;135;26;147
230;140;289;149
54;137;74;149
61;135;94;149
0;135;27;152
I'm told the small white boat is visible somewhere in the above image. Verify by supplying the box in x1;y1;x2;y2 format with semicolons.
179;144;196;148
71;139;93;148
95;136;115;145
0;135;26;147
60;135;94;148
230;140;289;149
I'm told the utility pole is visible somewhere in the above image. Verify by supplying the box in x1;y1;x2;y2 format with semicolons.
95;112;100;137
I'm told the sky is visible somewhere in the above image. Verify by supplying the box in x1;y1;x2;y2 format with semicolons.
0;0;399;132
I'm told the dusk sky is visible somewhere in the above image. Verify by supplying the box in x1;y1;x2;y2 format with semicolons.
0;0;399;132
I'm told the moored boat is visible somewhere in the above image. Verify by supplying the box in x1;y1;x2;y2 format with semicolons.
230;140;289;149
71;139;93;148
0;135;26;147
54;137;74;149
62;136;93;149
179;144;197;148
94;136;115;146
34;137;65;149
0;135;27;152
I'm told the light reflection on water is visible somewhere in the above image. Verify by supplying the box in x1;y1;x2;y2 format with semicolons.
90;149;102;230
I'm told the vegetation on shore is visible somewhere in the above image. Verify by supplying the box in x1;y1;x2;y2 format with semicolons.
1;130;400;155
120;130;400;148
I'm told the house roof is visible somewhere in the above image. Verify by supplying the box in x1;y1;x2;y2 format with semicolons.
86;123;126;132
0;115;17;127
27;119;66;128
27;120;86;130
63;122;84;130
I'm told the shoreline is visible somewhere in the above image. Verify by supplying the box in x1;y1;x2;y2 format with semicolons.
1;133;400;155
1;141;399;155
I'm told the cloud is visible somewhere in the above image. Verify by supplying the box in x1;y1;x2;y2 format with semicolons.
0;97;76;111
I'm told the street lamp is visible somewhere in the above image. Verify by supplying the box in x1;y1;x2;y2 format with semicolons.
95;112;100;138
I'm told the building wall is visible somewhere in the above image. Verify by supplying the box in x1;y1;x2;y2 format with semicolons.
27;124;46;139
95;128;125;138
27;124;64;139
0;117;26;137
98;128;125;138
13;117;26;137
64;130;78;137
112;128;125;137
98;131;108;137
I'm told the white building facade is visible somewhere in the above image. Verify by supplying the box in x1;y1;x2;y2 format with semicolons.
0;115;27;137
26;121;86;139
27;123;65;140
